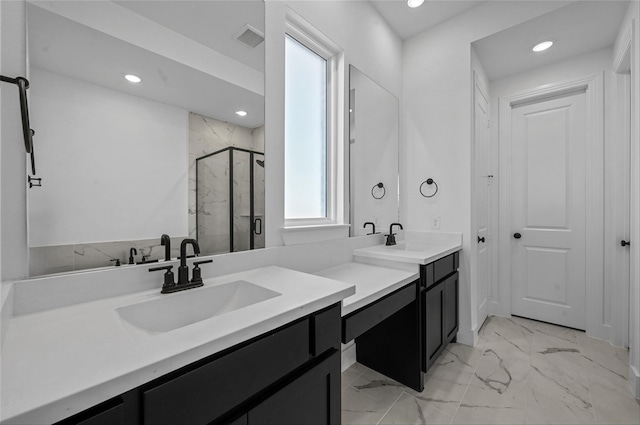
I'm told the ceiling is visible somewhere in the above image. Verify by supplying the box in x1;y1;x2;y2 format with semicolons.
473;1;630;80
370;0;484;40
28;0;631;122
28;1;265;128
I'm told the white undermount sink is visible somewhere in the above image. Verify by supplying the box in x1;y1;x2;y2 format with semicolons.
116;280;281;333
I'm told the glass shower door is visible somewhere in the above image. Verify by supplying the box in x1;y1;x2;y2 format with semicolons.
196;150;231;255
253;153;265;250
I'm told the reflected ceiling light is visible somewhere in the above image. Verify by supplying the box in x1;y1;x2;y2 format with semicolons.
124;74;141;83
235;110;248;117
532;41;553;52
407;0;425;8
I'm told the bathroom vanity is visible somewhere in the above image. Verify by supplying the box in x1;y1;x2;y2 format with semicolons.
0;266;354;425
57;304;341;425
1;233;461;424
318;231;462;392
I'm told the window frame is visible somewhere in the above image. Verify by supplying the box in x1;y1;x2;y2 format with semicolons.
284;17;342;228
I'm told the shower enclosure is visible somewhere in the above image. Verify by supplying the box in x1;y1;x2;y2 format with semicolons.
196;147;265;254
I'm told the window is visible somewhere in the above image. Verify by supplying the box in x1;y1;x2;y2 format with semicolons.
285;35;327;219
284;19;342;227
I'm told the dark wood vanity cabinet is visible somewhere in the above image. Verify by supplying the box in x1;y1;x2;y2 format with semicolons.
342;280;424;392
422;251;459;372
55;304;341;425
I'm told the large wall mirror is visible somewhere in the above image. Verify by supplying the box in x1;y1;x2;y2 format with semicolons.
27;0;265;276
349;66;400;236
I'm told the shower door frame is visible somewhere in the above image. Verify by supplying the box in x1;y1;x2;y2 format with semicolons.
195;146;265;253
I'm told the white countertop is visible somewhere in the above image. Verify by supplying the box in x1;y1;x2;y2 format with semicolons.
353;231;462;265
314;262;419;316
0;266;354;425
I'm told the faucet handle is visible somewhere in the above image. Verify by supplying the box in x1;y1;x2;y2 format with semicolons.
191;259;212;285
149;265;176;292
385;233;397;246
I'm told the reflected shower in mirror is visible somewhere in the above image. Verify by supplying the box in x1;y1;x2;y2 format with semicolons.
196;146;265;254
349;66;400;236
26;0;265;276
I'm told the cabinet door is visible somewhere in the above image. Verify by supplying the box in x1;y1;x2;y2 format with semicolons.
444;272;459;341
143;320;310;425
249;351;340;425
423;282;445;372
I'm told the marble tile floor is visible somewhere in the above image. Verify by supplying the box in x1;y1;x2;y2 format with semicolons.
341;315;640;425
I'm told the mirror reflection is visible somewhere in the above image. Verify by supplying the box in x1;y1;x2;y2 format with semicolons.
26;0;265;276
349;66;400;236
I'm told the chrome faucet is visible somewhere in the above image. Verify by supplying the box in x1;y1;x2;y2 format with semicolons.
385;223;403;246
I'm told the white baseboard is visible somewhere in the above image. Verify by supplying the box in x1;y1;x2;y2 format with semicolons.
630;364;640;400
456;326;478;347
341;341;356;372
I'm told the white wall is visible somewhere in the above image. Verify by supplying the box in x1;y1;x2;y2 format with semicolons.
264;0;402;247
402;1;568;345
1;0;28;281
28;68;188;246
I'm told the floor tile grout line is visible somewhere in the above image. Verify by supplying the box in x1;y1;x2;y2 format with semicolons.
375;390;406;425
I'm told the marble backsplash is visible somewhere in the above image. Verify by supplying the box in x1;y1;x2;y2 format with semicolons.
29;236;187;277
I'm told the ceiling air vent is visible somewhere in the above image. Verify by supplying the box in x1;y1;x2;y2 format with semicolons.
234;24;265;49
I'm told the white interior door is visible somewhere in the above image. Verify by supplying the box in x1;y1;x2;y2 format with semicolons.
510;90;587;330
474;79;490;328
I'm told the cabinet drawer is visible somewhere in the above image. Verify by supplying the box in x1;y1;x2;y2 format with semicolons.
55;398;124;425
142;319;310;425
311;304;341;356
424;251;459;289
342;283;416;343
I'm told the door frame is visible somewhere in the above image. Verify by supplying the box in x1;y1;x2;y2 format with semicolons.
497;73;605;338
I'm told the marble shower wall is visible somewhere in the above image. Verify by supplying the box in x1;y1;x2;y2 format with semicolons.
189;112;265;255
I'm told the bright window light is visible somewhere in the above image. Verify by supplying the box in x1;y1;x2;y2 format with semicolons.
532;41;553;52
284;35;327;219
235;110;248;117
407;0;425;8
124;74;141;83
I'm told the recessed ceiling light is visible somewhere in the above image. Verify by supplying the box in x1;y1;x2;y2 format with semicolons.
125;74;141;83
532;41;553;52
407;0;425;8
235;110;248;117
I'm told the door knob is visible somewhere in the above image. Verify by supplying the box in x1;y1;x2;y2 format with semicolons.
477;236;485;243
513;233;522;239
621;240;630;247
